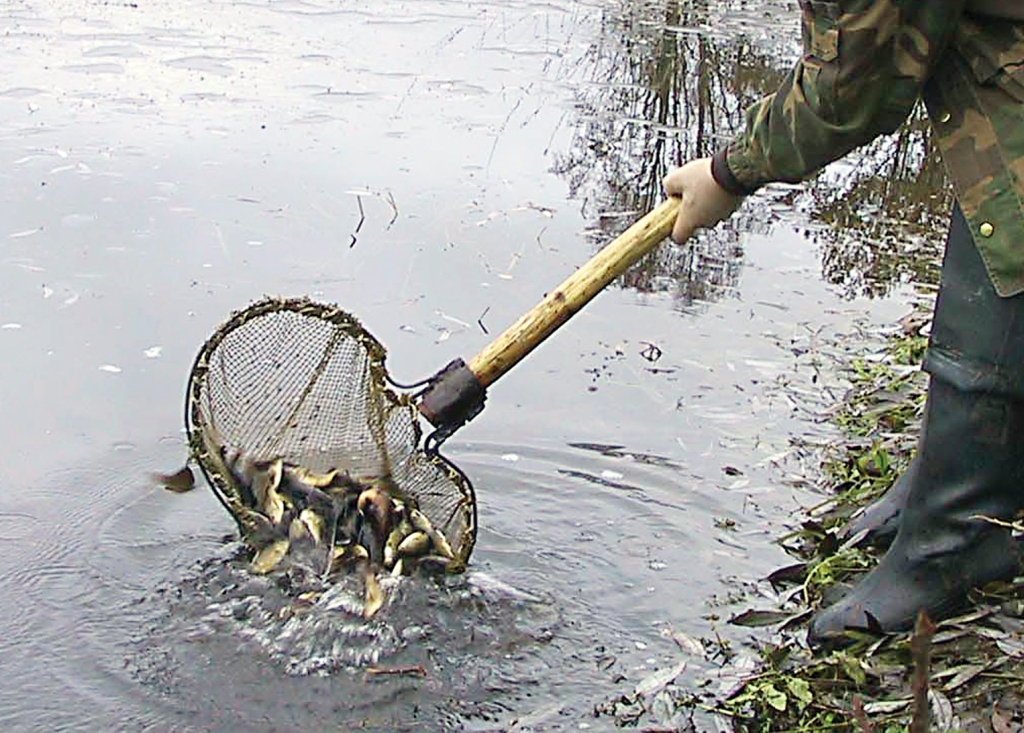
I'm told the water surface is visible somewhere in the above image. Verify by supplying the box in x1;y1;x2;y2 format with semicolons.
0;0;944;729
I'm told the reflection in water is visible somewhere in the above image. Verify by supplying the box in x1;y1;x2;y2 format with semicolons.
555;0;951;305
804;107;951;298
552;0;787;307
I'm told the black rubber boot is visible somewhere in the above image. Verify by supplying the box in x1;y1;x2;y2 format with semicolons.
810;379;1024;641
809;205;1024;643
839;456;917;549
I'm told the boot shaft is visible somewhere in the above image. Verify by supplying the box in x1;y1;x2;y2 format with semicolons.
925;204;1024;399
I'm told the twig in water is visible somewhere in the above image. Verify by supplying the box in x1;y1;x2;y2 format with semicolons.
365;665;427;679
215;223;230;259
639;342;663;363
477;306;490;334
385;190;398;229
350;195;365;248
909;609;937;733
486;97;522;173
342;188;398;239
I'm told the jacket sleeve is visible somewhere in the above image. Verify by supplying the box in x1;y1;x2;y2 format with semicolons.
718;0;967;195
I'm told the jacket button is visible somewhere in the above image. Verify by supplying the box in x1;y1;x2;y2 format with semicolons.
940;111;951;123
980;222;995;237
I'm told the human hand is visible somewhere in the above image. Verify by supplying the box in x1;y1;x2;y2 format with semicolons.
662;158;742;243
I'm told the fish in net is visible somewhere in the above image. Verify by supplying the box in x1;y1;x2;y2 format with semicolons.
184;297;476;612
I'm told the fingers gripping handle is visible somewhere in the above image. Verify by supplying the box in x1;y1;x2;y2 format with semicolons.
418;197;683;436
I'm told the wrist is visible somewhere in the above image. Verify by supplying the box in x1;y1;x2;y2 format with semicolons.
711;146;755;197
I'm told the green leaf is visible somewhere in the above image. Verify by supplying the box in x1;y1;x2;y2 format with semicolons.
786;677;813;707
833;651;867;686
728;609;794;627
764;683;787;712
874;447;890;473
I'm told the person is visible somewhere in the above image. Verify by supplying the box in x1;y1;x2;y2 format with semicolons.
662;1;1024;644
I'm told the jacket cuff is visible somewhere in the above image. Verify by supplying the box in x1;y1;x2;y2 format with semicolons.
712;146;757;197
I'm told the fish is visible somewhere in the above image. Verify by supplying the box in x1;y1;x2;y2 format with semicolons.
216;442;265;509
152;465;195;493
202;449;335;573
277;468;337;529
298;508;325;545
288;515;313;543
408;507;456;561
254;459;288;525
192;436;462;588
357;486;396;566
271;466;352;575
363;567;384;619
288;466;340;488
396;530;431;558
193;426;275;538
333;491;364;551
415;554;453;575
383;515;415;569
251;538;290;574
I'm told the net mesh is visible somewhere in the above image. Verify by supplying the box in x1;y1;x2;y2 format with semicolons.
185;297;476;568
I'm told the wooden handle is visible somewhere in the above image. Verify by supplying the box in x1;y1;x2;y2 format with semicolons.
468;197;681;388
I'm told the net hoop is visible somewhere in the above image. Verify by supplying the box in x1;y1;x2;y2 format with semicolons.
184;296;477;569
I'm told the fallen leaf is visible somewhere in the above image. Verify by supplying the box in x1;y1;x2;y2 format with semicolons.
764;684;787;712
786;677;813;707
992;700;1018;733
928;689;955;731
728;609;794;628
995;637;1024;658
863;699;910;715
939;663;987;692
634;661;687;698
930;629;969;645
937;607;992;628
767;562;808;587
973;626;1009;641
660;626;704;657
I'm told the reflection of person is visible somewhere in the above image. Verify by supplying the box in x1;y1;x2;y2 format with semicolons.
663;2;1024;644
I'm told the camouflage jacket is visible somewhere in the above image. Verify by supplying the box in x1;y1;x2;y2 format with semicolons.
714;1;1024;297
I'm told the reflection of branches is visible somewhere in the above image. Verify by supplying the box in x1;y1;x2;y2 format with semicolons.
551;0;787;308
555;0;952;305
804;106;951;299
